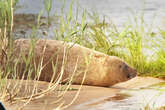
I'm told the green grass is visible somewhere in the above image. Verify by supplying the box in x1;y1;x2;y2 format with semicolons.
44;0;52;26
140;105;165;110
1;0;165;109
53;5;165;77
0;1;83;109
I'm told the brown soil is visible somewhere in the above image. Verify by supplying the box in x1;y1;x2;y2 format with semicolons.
2;76;164;110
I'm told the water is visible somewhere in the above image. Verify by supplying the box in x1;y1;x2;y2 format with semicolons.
15;0;165;29
73;83;165;110
15;0;165;39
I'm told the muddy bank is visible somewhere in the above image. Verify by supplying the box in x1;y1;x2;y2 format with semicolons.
3;77;165;110
13;14;59;39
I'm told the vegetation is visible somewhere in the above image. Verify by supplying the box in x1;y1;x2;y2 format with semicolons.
140;105;165;110
53;3;165;77
0;0;165;109
0;0;84;109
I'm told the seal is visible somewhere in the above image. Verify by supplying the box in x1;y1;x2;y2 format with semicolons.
13;39;137;87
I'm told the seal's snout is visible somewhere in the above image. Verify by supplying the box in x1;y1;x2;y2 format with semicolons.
127;69;137;79
127;73;136;79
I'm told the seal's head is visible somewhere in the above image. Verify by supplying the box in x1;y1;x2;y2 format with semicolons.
104;56;137;86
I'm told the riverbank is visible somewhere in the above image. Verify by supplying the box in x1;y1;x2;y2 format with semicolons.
3;77;165;110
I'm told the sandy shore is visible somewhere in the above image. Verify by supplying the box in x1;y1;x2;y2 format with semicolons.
3;76;164;110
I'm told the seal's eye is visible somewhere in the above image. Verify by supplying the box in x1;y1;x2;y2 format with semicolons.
119;63;127;69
